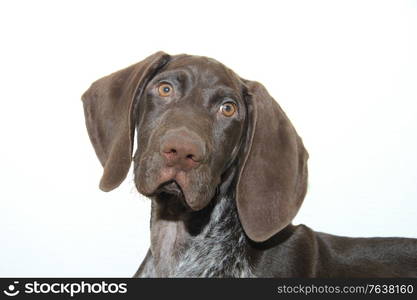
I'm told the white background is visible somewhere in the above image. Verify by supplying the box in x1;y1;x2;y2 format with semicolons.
1;0;416;277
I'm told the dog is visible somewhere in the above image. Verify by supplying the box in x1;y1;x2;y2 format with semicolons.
81;51;417;277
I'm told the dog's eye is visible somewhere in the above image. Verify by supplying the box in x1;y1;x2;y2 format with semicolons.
157;83;173;97
220;102;237;117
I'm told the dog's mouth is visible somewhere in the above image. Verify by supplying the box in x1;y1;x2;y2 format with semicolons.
151;180;193;214
136;162;215;211
155;180;184;198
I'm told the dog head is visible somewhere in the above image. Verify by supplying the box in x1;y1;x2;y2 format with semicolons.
82;51;308;242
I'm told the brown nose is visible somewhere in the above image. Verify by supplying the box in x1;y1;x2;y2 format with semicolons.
160;128;205;171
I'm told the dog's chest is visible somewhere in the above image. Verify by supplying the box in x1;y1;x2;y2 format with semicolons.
172;220;254;277
152;198;255;277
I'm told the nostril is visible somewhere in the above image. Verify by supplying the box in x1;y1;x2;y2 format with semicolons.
162;148;178;163
163;148;177;154
186;154;202;163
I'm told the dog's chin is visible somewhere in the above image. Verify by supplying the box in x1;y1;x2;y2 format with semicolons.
151;180;189;208
143;179;212;212
156;180;185;199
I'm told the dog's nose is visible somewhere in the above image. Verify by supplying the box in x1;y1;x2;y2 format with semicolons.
160;129;205;170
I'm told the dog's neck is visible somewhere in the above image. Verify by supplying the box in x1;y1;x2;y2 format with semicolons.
149;194;254;277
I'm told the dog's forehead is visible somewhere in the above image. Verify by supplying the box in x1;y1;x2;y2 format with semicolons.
165;55;239;88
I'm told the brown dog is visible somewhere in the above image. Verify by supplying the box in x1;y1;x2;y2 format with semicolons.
82;52;417;277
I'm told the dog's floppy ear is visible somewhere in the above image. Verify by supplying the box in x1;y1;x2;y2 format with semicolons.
82;51;170;192
236;80;309;242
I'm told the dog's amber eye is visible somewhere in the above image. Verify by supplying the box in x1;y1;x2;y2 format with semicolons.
220;102;237;117
158;83;173;97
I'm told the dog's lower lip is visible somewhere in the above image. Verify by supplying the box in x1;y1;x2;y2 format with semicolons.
155;180;184;196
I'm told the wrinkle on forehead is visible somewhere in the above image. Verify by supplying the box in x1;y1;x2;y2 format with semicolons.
165;55;239;89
